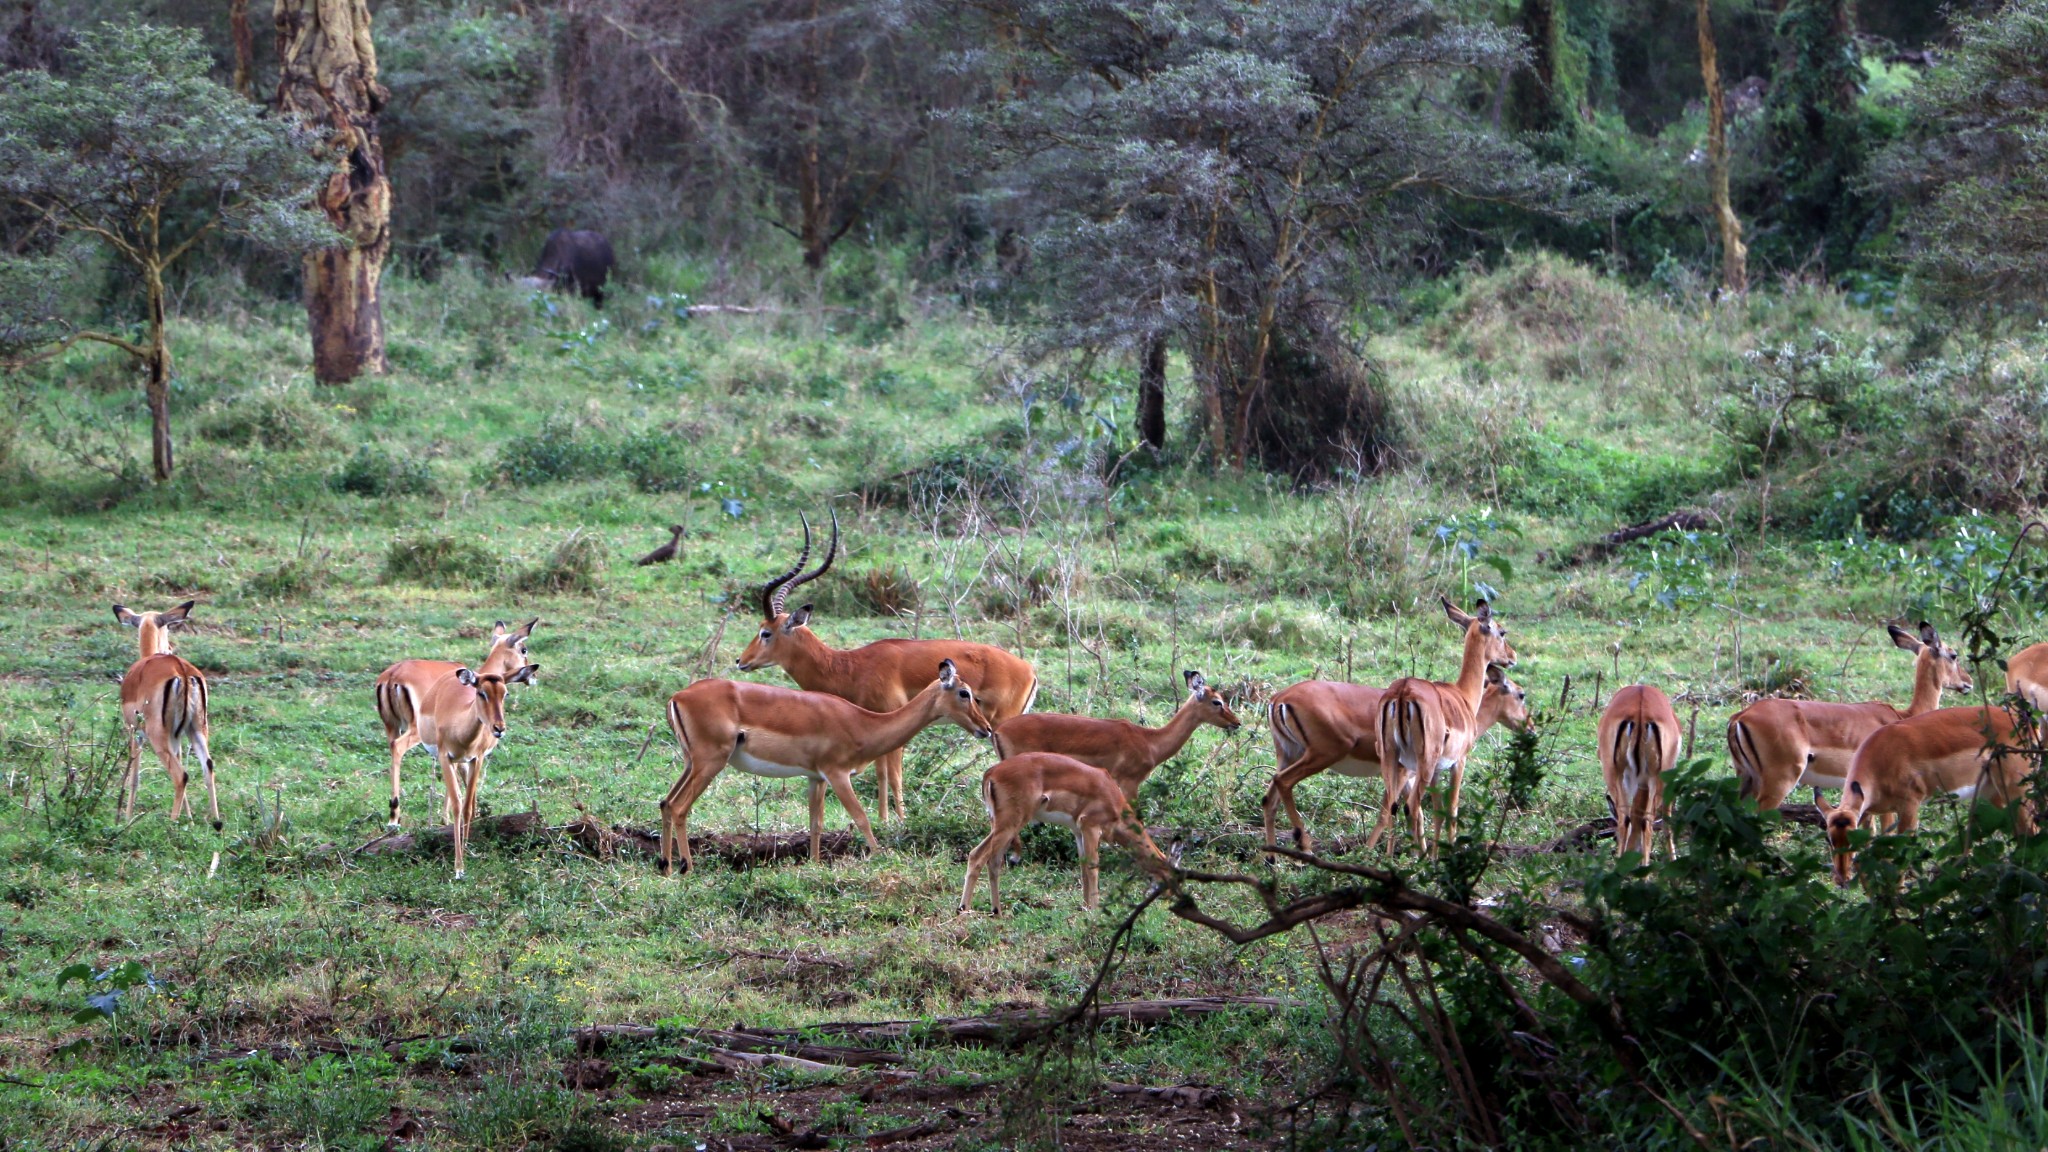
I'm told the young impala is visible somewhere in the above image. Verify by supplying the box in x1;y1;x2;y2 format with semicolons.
660;659;995;876
990;670;1240;859
112;602;219;829
374;618;538;827
1826;703;2036;885
960;752;1174;914
416;663;539;879
1263;667;1529;859
1370;598;1519;854
1599;684;1682;865
1727;622;1971;812
736;512;1037;821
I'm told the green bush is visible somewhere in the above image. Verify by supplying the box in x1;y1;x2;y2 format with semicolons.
510;528;606;594
614;427;694;493
490;416;612;486
196;384;338;451
384;533;500;587
331;442;436;497
256;1054;395;1152
241;557;330;601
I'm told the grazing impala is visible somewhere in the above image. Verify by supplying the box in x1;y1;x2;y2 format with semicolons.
736;512;1036;820
417;663;539;879
112;602;219;829
1263;667;1530;859
1369;598;1519;853
374;618;538;827
1826;703;2037;885
1727;622;1971;813
2009;642;2048;736
660;659;996;876
1599;684;1682;865
960;752;1174;914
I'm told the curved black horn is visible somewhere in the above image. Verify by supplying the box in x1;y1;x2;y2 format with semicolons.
762;513;814;619
784;507;839;599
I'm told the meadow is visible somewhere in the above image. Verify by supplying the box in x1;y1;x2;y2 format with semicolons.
0;253;2039;1150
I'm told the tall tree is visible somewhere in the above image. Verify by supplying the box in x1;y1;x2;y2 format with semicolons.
1766;0;1865;273
1698;0;1746;294
978;0;1603;473
0;23;331;480
1507;0;1567;132
1870;0;2048;319
276;0;391;383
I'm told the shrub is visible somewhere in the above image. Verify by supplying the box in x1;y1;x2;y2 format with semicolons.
331;442;436;497
242;557;330;601
196;383;338;450
613;427;693;493
490;416;611;486
384;533;499;587
1212;601;1336;652
510;528;606;594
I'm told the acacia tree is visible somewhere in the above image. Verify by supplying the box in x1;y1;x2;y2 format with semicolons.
977;0;1602;472
276;0;392;383
0;23;332;480
1698;0;1746;294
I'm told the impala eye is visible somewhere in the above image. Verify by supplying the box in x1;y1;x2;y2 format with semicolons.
760;630;772;639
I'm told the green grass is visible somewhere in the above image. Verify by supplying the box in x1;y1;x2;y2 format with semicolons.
0;256;2034;1149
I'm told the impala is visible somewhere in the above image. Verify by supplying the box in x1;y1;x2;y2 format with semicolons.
1826;703;2037;885
1263;667;1529;858
1599;684;1682;865
736;512;1037;821
374;618;538;827
2009;642;2048;734
960;752;1173;914
417;663;539;879
1369;598;1518;853
1727;622;1971;812
660;659;995;876
112;602;218;829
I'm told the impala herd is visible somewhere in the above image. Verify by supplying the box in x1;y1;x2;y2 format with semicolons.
107;514;2048;903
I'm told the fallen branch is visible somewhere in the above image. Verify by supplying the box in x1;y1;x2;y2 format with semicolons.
356;815;860;870
1572;509;1715;562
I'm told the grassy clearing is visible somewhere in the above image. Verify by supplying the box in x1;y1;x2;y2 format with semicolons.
0;257;2033;1149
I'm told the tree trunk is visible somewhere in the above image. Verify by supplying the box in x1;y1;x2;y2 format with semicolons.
275;0;390;383
1509;0;1565;132
144;264;174;482
1698;0;1747;295
1138;334;1166;451
230;0;255;99
797;0;829;271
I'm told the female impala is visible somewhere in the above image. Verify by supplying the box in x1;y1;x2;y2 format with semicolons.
961;752;1174;914
112;602;219;829
416;663;539;879
990;670;1241;863
374;618;538;827
1826;703;2036;885
1599;684;1682;865
736;512;1037;821
1264;667;1529;859
660;659;995;876
2008;642;2048;734
1727;622;1971;812
1370;598;1518;854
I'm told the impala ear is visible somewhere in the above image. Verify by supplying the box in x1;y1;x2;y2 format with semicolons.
1184;670;1206;693
493;620;509;637
457;667;479;687
516;617;540;640
938;659;958;688
1486;664;1506;686
162;600;196;628
786;604;813;630
1887;623;1922;653
510;663;540;685
1473;598;1492;620
1441;595;1473;628
113;604;142;628
1918;620;1938;646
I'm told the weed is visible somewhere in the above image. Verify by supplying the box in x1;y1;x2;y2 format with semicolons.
384;532;500;587
511;528;607;594
255;1054;395;1152
196;383;339;451
242;557;330;601
331;442;436;497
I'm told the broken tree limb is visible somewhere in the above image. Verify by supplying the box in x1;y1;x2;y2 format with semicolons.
355;814;860;869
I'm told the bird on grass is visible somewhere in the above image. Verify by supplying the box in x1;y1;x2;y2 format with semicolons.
636;524;685;567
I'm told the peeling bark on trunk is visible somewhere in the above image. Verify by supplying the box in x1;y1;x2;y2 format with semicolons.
1698;0;1747;295
275;0;390;383
1138;334;1167;451
144;264;174;482
230;0;255;99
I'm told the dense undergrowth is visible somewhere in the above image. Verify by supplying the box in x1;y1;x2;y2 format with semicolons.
1;250;2045;1150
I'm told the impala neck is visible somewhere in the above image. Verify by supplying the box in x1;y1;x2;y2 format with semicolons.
1451;626;1490;717
137;620;172;659
1904;653;1945;716
777;626;855;693
845;681;946;764
1473;689;1506;734
1136;701;1209;778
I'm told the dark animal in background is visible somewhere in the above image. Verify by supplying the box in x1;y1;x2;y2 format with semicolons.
518;229;615;307
636;524;685;567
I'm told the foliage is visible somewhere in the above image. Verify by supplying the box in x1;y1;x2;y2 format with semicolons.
1760;0;1869;275
383;532;500;587
1870;0;2048;320
331;442;437;498
510;528;607;595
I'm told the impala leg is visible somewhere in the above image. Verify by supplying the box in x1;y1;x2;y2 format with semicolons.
121;719;142;824
1407;768;1429;855
1364;767;1405;852
961;828;1007;916
659;749;728;877
192;724;221;832
440;752;461;825
1079;825;1103;910
1443;761;1468;845
151;726;188;821
1264;755;1333;861
879;749;908;822
808;777;827;863
445;752;468;880
458;756;485;880
387;731;419;828
823;769;879;853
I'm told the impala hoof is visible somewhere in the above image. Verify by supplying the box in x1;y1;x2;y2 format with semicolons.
452;869;466;881
212;820;222;832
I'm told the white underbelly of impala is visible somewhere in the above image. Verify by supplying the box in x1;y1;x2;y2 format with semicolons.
731;747;819;780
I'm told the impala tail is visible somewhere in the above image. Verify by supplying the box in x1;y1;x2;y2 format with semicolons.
1270;701;1308;772
1727;719;1761;802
